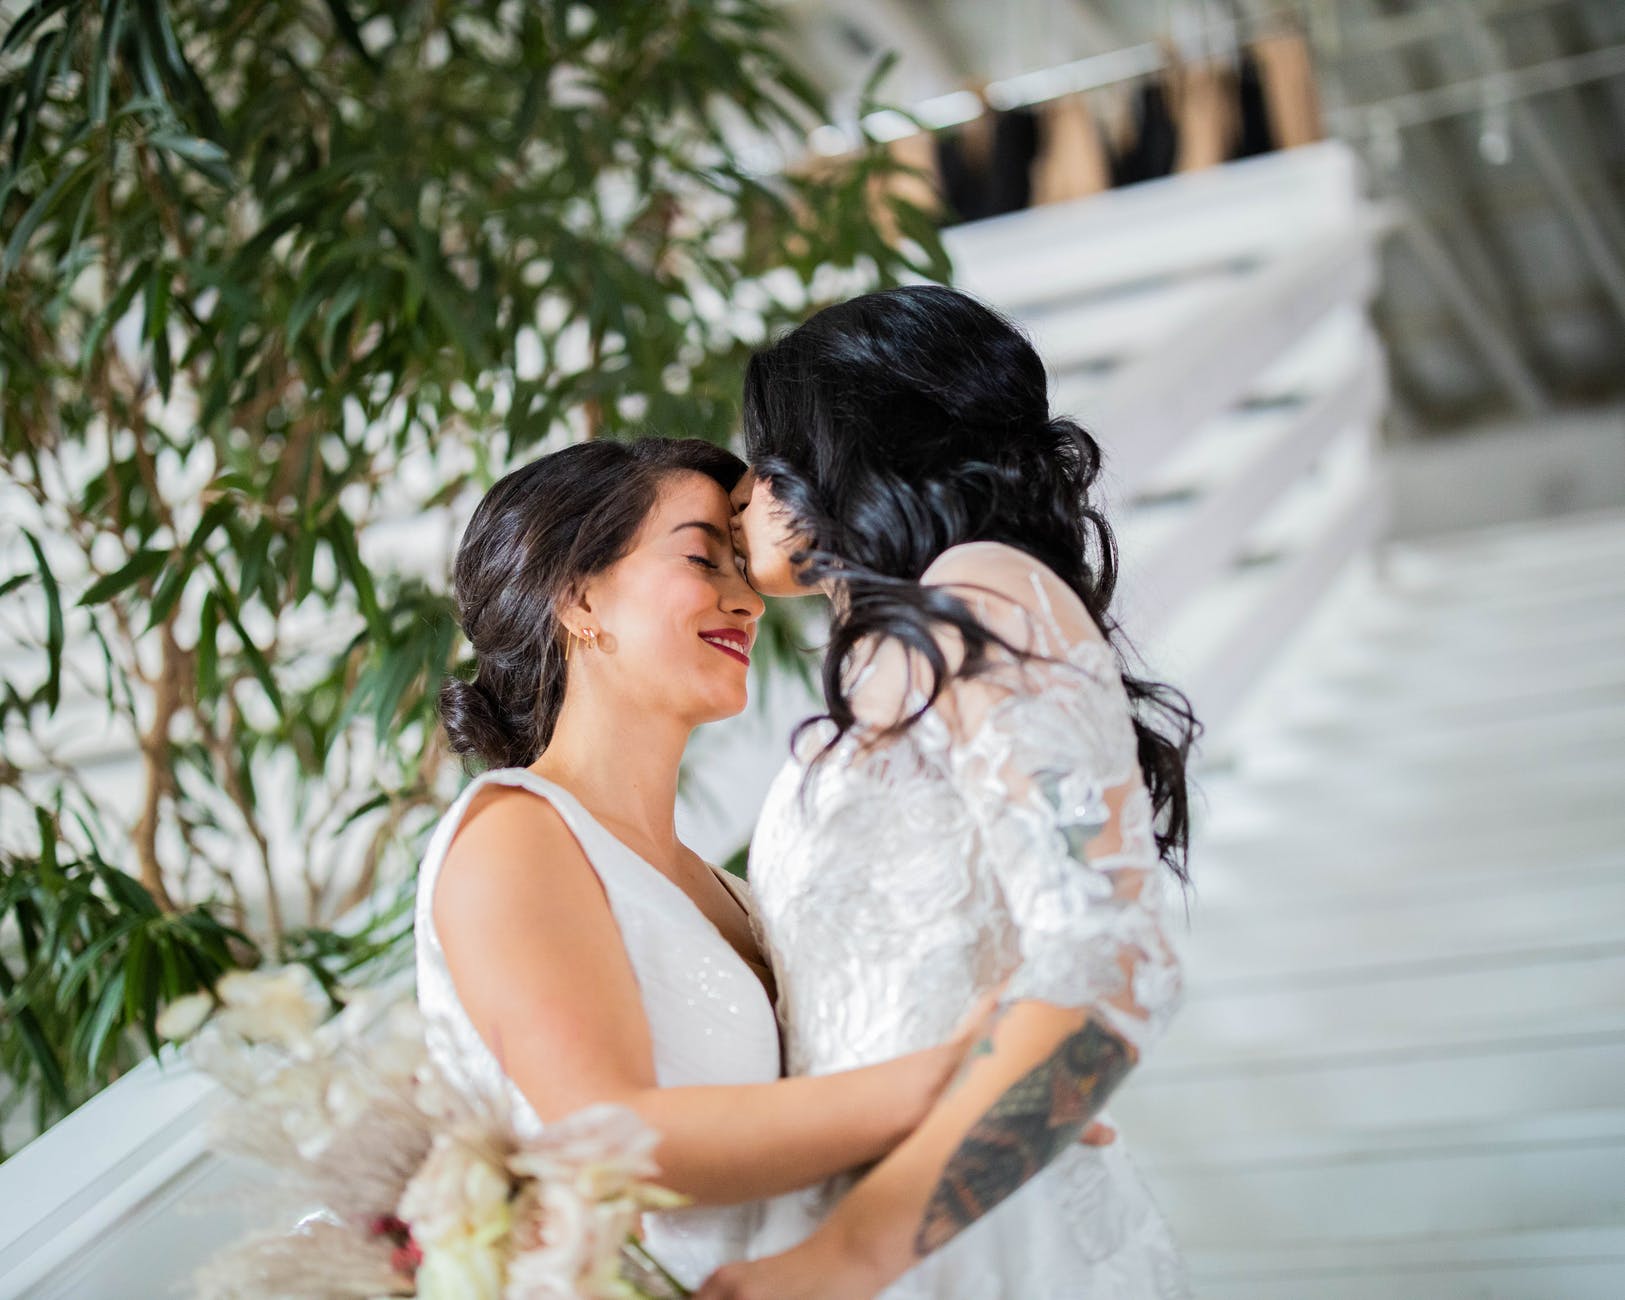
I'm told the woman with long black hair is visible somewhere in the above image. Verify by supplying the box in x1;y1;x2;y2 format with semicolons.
701;285;1199;1299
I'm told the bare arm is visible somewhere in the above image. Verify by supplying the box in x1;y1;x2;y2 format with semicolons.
819;1001;1132;1282
434;786;965;1206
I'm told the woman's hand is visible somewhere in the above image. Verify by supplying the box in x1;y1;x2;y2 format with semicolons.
694;1234;885;1300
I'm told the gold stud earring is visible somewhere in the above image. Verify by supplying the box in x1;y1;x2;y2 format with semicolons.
584;628;599;650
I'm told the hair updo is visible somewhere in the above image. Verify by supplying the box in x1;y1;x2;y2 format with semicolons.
440;437;746;770
742;284;1201;881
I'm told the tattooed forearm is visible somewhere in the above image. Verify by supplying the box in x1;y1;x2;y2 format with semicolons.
913;1017;1132;1257
946;1002;1009;1095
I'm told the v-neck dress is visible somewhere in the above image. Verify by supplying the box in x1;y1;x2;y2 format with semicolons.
414;768;781;1286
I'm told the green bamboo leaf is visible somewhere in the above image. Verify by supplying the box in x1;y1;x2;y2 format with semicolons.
93;861;162;919
146;129;232;186
337;790;391;831
187;497;235;556
320;277;365;366
2;154;97;281
80;264;145;369
0;954;70;1106
0;1;72;57
155;932;183;997
369;644;419;734
6;25;60;173
292;524;316;601
20;530;62;710
195;591;219;693
123;928;151;1024
34;806;60;888
321;0;378;69
12;894;41;964
56;922;130;1009
153;322;172;398
79;966;127;1074
89;0;125;126
217;591;283;714
237;518;271;603
80;547;166;605
322;513;381;631
144;560;187;629
143;259;171;343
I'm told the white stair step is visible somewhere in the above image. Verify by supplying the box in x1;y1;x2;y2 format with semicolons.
1198;815;1625;891
1190;852;1622;918
1178;874;1625;984
1200;748;1625;815
1133;1109;1625;1246
1196;778;1625;849
1176;955;1625;1066
1119;1027;1625;1142
1168;946;1625;1066
1186;1225;1625;1300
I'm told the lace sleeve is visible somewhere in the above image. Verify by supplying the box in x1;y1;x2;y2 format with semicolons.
926;546;1186;1056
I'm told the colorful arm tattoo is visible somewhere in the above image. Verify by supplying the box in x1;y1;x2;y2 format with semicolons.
913;1016;1132;1256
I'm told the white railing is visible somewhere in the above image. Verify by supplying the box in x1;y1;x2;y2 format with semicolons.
0;139;1389;1298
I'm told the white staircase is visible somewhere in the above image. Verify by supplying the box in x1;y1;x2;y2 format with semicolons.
1113;509;1625;1299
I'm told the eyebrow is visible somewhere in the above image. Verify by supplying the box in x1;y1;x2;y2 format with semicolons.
669;521;726;542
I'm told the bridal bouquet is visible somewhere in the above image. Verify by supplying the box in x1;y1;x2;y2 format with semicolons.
159;967;690;1299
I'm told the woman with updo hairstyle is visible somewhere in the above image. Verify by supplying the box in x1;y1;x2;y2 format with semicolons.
414;436;1008;1290
704;285;1199;1299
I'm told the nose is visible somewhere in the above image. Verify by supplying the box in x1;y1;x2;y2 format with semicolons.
724;565;766;620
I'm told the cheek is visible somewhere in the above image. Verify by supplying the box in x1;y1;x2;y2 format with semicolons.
743;511;801;595
616;571;711;652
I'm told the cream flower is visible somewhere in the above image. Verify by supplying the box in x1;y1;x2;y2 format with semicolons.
508;1104;663;1194
214;966;326;1046
155;990;214;1041
415;1234;508;1300
504;1105;688;1299
399;1131;514;1249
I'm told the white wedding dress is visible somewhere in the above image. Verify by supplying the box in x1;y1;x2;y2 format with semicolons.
414;768;781;1288
746;543;1192;1298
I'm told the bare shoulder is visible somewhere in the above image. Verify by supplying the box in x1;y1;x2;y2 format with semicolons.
921;539;1047;589
850;545;1106;727
433;782;603;938
921;541;1106;650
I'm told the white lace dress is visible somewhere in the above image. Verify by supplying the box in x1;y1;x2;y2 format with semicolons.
414;768;782;1288
746;545;1191;1298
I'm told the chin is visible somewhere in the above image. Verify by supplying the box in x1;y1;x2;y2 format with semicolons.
698;694;749;724
689;675;750;722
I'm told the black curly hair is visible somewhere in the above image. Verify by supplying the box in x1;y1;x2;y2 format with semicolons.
743;285;1200;880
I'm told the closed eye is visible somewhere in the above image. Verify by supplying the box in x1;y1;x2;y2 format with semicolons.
688;555;721;572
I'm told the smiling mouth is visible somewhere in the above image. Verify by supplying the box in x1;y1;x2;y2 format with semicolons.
699;631;750;666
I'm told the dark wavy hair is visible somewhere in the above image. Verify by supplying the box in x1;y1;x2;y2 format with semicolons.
742;284;1200;881
440;438;746;770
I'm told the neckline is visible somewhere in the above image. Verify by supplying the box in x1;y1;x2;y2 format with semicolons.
496;770;775;1010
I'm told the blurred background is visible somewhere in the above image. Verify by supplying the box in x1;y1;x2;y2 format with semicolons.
1;1;1621;1296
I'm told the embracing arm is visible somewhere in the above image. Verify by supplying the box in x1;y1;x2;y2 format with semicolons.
700;543;1186;1298
803;1002;1133;1290
435;787;964;1207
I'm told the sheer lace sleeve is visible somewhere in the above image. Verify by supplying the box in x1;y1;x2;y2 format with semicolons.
924;544;1185;1056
